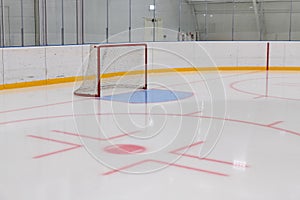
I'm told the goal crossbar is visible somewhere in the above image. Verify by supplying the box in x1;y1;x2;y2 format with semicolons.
74;43;148;97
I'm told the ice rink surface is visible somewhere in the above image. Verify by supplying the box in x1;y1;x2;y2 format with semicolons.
1;71;300;200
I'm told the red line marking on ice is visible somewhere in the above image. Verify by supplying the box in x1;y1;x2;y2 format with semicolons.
270;126;300;137
52;130;140;141
267;121;284;127
170;141;204;153
103;159;229;177
181;153;249;167
230;78;265;97
0;98;89;114
0;112;184;126
27;135;82;159
103;160;151;176
0;114;74;125
104;144;146;154
170;141;249;167
27;135;81;146
197;115;300;137
230;77;300;101
3;112;300;138
0;113;100;125
253;95;267;99
28;129;140;159
33;145;82;159
183;111;202;117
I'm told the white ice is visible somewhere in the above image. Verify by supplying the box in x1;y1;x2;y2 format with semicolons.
1;71;300;200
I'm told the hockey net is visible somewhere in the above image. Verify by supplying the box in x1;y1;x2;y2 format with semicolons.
74;43;148;97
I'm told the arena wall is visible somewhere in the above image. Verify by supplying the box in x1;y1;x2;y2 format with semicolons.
0;42;299;89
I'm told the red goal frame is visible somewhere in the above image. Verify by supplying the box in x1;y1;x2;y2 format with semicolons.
74;43;148;97
95;43;148;97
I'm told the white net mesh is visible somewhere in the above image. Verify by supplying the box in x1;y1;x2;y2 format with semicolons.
74;43;147;97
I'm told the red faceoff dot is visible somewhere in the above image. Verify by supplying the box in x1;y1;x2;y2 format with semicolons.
104;144;146;155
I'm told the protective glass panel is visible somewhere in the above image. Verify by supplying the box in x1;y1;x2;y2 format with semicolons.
63;0;77;44
206;3;233;40
108;0;129;43
155;0;179;41
23;0;35;46
84;0;106;43
46;0;62;45
2;0;22;46
234;2;260;40
262;1;291;41
291;2;300;40
131;0;154;42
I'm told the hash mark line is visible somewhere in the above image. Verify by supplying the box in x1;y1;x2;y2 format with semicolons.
33;145;82;159
270;126;300;137
179;153;250;168
28;135;82;159
230;77;300;101
102;160;149;176
183;111;202;117
169;141;205;154
103;159;229;177
52;130;140;141
267;121;284;127
254;95;267;99
152;159;229;177
27;135;81;146
0;98;89;114
170;141;248;167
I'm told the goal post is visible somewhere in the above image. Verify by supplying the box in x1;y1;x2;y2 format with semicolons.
74;43;148;97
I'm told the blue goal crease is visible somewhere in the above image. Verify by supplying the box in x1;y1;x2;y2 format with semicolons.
100;89;193;103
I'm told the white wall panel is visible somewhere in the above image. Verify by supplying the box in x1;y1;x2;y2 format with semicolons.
149;42;268;69
45;46;83;79
200;42;238;67
192;42;217;68
284;42;300;66
269;42;285;67
150;42;196;69
3;47;46;84
81;45;91;76
1;42;300;88
270;42;300;67
236;42;267;67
